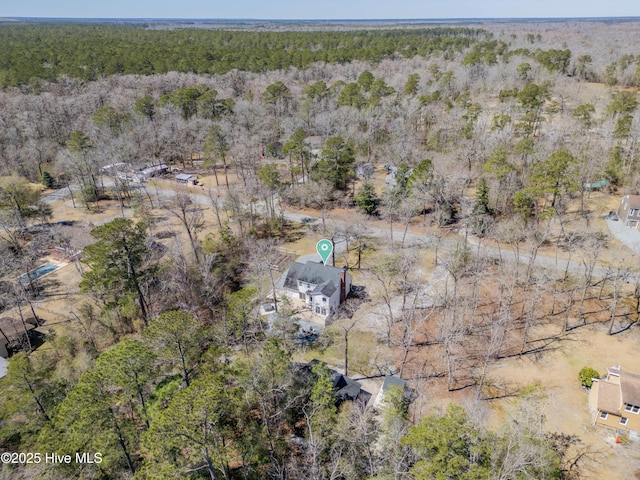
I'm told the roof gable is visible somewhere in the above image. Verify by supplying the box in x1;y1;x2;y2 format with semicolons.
596;366;640;413
309;280;337;298
618;369;640;406
596;380;622;415
283;260;344;288
382;375;407;392
623;195;640;209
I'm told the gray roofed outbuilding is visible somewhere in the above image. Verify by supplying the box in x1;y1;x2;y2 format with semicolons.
296;360;372;406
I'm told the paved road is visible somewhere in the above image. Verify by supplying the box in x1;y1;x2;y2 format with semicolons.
465;235;620;280
45;180;633;281
42;186;77;205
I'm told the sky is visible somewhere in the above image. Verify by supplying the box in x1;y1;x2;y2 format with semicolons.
2;0;639;20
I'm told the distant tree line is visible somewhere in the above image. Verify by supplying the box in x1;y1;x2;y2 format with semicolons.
0;24;488;87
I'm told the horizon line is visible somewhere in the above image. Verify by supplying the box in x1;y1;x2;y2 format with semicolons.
2;15;640;22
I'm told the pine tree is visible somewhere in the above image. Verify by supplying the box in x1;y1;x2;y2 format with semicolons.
355;182;380;215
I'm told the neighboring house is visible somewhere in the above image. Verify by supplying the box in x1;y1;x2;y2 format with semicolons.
384;164;413;190
617;195;640;228
100;162;128;175
276;260;352;320
355;163;375;180
139;164;168;179
589;366;640;433
296;360;372;406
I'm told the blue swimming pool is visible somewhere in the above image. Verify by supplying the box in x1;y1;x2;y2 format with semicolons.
19;263;59;284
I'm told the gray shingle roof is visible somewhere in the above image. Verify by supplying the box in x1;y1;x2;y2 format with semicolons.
298;360;372;406
382;375;406;392
310;280;337;297
280;260;343;296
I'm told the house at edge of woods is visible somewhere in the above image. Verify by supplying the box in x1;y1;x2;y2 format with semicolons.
295;360;371;406
589;365;640;435
276;260;352;322
617;194;640;228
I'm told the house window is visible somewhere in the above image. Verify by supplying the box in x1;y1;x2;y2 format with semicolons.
321;307;327;315
322;297;327;303
299;292;306;300
599;411;608;420
620;417;628;425
315;306;320;314
624;404;640;414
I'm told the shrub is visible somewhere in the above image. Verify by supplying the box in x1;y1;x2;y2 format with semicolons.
578;367;600;388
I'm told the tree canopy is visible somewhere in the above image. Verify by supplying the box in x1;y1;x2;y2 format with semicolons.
314;136;356;191
0;24;486;87
79;218;155;324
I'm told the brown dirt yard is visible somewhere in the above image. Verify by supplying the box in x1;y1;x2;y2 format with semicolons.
483;323;640;480
25;169;640;479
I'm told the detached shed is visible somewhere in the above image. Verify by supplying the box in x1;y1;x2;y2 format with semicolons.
373;375;415;409
0;316;38;357
175;173;195;184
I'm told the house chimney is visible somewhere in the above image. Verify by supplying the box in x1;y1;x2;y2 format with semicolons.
340;266;347;303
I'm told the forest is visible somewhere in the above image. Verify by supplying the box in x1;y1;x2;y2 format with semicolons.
1;18;640;479
0;24;485;87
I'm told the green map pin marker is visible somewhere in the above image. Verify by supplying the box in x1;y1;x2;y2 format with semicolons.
316;239;333;265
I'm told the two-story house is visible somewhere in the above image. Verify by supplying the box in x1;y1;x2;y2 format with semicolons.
589;366;640;434
617;195;640;228
276;260;352;321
